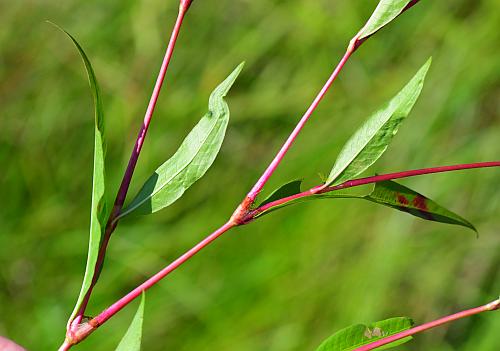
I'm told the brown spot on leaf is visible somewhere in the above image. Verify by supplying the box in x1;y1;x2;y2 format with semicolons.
372;327;383;337
364;328;372;339
412;195;428;211
364;327;384;339
412;195;434;220
397;193;409;205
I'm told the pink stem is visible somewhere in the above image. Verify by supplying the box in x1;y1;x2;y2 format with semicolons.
70;221;236;345
57;340;71;351
111;5;187;221
252;162;500;216
70;3;189;330
244;43;358;204
353;298;499;351
243;0;423;207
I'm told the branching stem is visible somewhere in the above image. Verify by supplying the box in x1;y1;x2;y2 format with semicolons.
244;43;358;206
68;0;190;333
60;1;498;350
250;161;500;217
66;221;236;346
353;298;499;351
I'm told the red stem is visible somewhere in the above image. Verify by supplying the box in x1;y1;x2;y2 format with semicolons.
57;341;71;351
243;0;423;208
353;298;499;351
252;162;500;216
244;41;359;205
110;6;187;222
69;221;236;345
70;3;189;330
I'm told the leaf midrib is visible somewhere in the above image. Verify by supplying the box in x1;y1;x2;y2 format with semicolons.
330;84;421;185
123;108;225;215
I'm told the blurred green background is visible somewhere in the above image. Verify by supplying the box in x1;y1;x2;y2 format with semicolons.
1;0;499;350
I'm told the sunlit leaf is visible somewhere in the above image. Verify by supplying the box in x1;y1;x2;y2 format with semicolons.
119;63;244;218
115;293;146;351
258;180;303;207
326;58;431;186
366;180;476;232
357;0;418;40
316;317;414;351
52;23;108;323
255;180;475;232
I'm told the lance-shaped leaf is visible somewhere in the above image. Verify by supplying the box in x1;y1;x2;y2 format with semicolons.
326;58;431;186
357;0;419;40
115;293;146;351
316;317;414;351
119;63;244;218
254;180;475;233
53;24;109;323
258;179;303;207
366;180;476;232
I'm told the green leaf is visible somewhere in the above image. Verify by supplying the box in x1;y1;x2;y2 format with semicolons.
258;180;303;207
256;180;475;232
357;0;416;40
366;180;476;232
53;24;108;323
326;58;431;186
316;317;414;351
116;293;146;351
119;62;244;218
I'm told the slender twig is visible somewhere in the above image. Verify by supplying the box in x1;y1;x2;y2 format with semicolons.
57;341;71;351
62;2;499;349
241;0;423;209
243;46;356;204
65;161;500;346
353;298;499;351
250;162;500;218
69;0;191;331
65;220;236;346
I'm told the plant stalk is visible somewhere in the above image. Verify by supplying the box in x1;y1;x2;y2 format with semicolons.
243;44;357;207
69;0;190;331
353;298;499;351
66;221;236;346
250;161;500;217
242;0;423;209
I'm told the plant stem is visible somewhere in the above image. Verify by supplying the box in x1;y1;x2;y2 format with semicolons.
57;340;71;351
243;45;357;206
353;298;500;351
67;221;236;346
242;0;423;208
70;1;190;330
251;161;500;217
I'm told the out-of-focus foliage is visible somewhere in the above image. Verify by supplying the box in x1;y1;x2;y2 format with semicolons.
0;1;498;350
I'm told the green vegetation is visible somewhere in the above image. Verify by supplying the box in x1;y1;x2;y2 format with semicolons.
0;1;498;350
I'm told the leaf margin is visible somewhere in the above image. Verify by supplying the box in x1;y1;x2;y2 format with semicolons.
50;22;109;323
326;57;431;186
119;62;245;219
